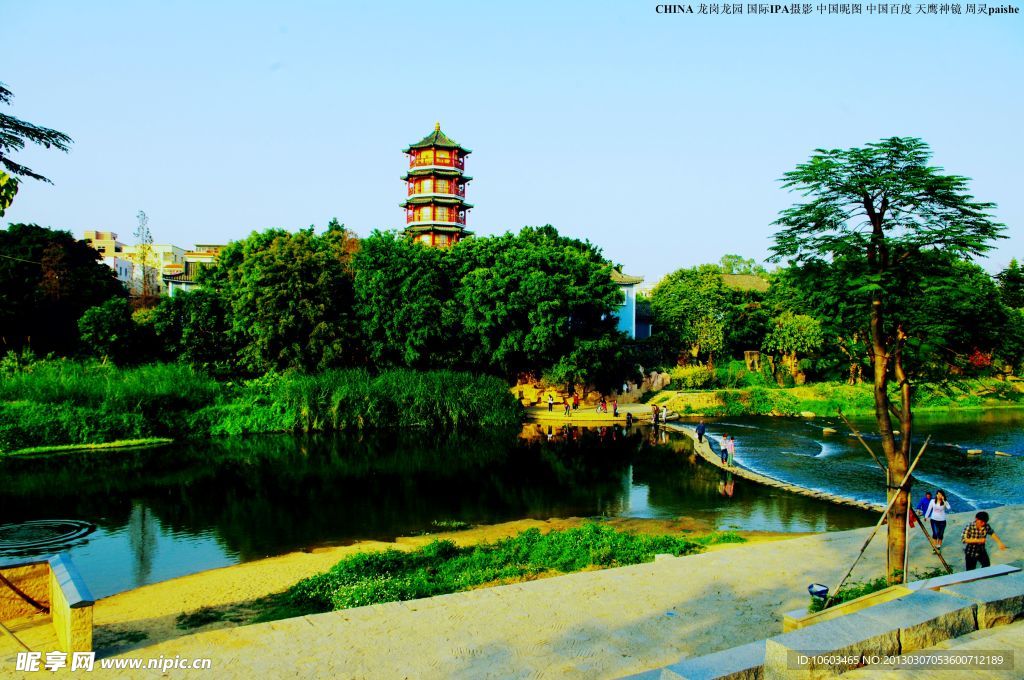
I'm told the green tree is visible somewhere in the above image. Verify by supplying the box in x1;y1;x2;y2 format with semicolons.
769;259;874;384
996;258;1024;309
996;308;1024;373
650;265;728;368
451;225;624;386
200;219;361;374
770;136;1004;582
0;224;125;354
152;289;237;374
762;311;823;383
0;83;73;214
353;231;459;369
718;253;766;275
132;210;159;304
0;173;16;217
78;297;136;363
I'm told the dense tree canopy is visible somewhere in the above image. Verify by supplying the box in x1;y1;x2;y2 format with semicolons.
199;219;360;374
453;226;624;381
152;289;236;375
997;259;1024;309
353;231;458;369
650;265;728;367
0;224;125;354
78;297;137;364
770;136;1004;581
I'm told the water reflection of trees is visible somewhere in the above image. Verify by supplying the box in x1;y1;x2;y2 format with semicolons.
0;427;645;561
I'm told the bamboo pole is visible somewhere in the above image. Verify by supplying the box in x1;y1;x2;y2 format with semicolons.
837;411;952;573
838;410;887;473
910;505;953;573
823;435;931;609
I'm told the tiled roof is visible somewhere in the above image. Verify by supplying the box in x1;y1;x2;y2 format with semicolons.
722;274;770;292
403;124;472;154
611;269;644;285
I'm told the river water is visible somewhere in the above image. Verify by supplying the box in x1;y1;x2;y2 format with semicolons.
691;410;1024;512
1;411;1019;599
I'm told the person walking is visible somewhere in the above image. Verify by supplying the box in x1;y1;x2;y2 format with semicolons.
600;396;608;414
547;393;554;412
625;412;633;427
726;435;736;467
651;404;660;423
563;398;571;417
696;420;706;444
911;491;932;529
612;399;619;418
573;394;579;411
720;434;729;465
924;489;952;548
961;510;1008;570
915;491;932;516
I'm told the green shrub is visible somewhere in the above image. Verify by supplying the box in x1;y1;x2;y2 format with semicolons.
807;567;946;613
669;365;715;390
285;524;728;613
0;362;522;451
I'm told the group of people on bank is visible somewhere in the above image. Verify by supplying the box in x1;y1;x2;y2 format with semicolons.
914;489;1009;570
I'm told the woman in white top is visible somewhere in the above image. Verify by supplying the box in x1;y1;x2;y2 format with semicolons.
924;489;952;548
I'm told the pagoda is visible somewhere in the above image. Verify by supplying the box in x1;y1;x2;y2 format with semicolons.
401;123;473;247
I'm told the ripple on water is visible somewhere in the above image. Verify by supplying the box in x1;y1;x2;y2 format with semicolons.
0;519;96;560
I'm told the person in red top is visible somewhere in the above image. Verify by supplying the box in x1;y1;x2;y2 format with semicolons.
961;511;1008;570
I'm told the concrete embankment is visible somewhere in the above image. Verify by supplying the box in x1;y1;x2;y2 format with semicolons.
664;423;886;513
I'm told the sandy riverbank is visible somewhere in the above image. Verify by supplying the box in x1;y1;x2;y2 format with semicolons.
79;506;1023;679
89;517;802;656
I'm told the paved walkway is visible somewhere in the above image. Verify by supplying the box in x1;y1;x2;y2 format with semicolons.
526;402;674;425
89;506;1024;679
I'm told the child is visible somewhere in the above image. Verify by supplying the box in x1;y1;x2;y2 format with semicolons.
961;511;1008;570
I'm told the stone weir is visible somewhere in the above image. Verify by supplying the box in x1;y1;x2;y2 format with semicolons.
664;423;886;513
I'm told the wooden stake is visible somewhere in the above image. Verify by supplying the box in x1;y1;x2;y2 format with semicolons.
837;410;951;573
838;410;887;474
823;436;930;609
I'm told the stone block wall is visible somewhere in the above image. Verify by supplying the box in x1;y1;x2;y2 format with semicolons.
0;561;50;620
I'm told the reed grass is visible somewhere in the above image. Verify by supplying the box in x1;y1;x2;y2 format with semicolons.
0;360;523;452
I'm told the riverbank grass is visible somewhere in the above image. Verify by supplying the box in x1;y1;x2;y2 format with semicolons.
277;523;745;618
0;360;523;453
4;437;174;457
660;379;1024;417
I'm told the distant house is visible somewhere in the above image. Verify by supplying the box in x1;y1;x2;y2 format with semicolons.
83;231;223;297
162;244;225;296
84;231;134;289
612;269;644;339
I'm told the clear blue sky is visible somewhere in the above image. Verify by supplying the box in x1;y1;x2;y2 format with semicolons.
4;1;1021;283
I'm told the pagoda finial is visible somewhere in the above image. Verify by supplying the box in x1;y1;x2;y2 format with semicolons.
435;121;440;131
